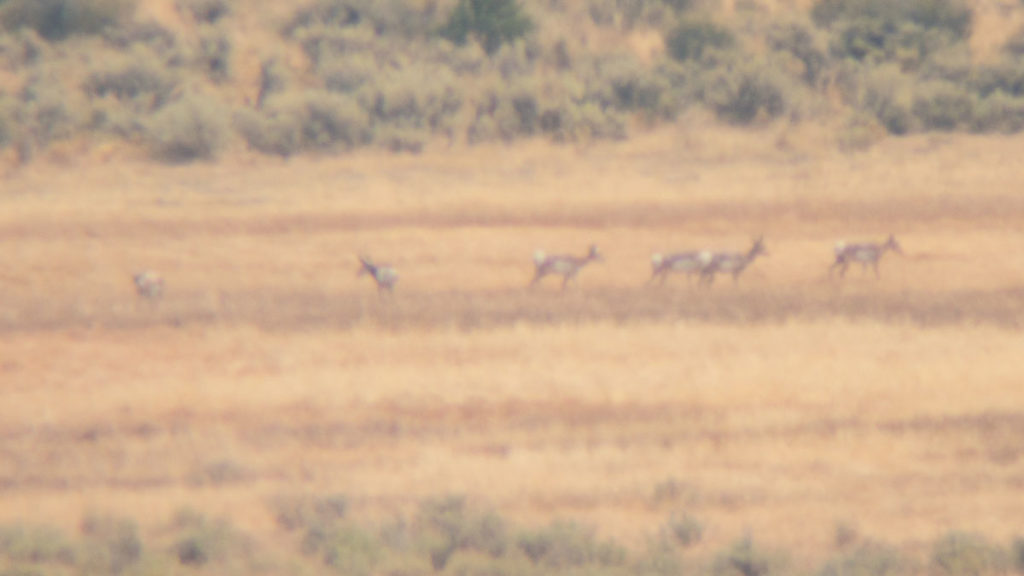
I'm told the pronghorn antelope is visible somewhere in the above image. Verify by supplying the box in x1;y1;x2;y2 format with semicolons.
699;237;768;286
358;256;398;295
530;244;602;290
649;251;713;285
133;271;164;300
829;234;903;279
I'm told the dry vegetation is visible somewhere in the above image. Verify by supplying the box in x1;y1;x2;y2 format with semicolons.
0;120;1023;574
0;0;1023;575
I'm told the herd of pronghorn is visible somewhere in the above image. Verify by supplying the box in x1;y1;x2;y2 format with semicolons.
132;234;904;300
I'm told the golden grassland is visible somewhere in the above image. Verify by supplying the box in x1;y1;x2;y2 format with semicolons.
0;122;1023;565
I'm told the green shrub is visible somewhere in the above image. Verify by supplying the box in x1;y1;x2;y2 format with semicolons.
858;64;915;134
665;18;735;62
931;532;1008;576
970;91;1024;133
0;29;47;69
234;107;302;157
286;0;436;40
818;543;908;576
432;40;488;75
814;0;970;71
585;0;677;30
0;0;136;41
665;512;702;547
319;53;377;94
972;60;1024;98
147;95;230;162
912;79;974;130
88;95;147;138
584;53;673;118
414;496;508;570
440;0;534;55
494;40;535;80
920;45;972;84
0;96;14;149
517;521;626;569
102;21;183;66
19;75;81;147
712;536;783;576
829;18;959;70
811;0;971;40
83;49;178;110
375;124;427;153
272;90;372;150
637;537;686;576
0;524;76;565
767;19;827;85
172;510;239;567
575;102;628;141
361;64;462;131
707;60;790;125
269;494;348;532
442;550;533;576
303;523;382;576
1013;537;1024;574
176;0;231;23
195;24;232;82
79;514;142;576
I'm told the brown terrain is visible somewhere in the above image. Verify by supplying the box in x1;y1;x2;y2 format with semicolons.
0;121;1023;564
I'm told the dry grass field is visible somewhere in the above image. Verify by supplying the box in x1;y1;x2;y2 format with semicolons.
1;121;1023;567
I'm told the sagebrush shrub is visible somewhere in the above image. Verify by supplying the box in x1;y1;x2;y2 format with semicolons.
0;0;136;41
859;64;915;134
517;521;626;569
912;80;974;130
260;90;371;151
712;536;781;576
666;512;703;547
147;95;230;162
708;61;790;125
83;49;178;109
665;18;735;63
79;514;143;576
818;543;908;576
931;532;1008;576
176;0;231;23
440;0;534;55
0;523;77;565
767;19;827;85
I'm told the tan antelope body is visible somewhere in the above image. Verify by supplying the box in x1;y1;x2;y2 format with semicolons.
650;251;713;285
530;244;602;290
700;237;768;286
830;235;903;279
358;256;398;295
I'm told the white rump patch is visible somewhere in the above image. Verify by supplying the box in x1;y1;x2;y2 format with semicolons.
533;250;546;265
651;253;663;266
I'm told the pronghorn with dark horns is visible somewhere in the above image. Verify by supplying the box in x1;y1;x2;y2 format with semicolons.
649;251;713;286
829;234;903;279
358;256;398;295
700;237;768;286
530;244;602;290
